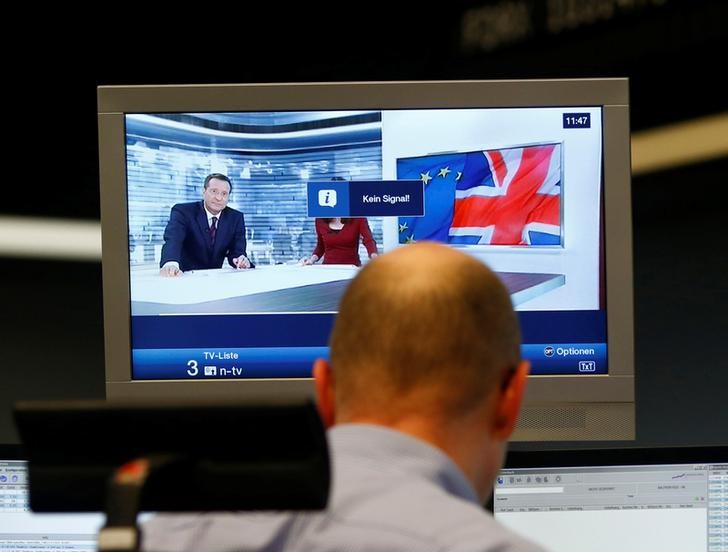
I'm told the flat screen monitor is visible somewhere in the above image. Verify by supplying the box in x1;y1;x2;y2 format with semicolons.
0;445;103;551
99;79;635;440
491;446;728;551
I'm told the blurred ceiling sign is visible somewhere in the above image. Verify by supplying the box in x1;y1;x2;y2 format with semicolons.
460;0;668;53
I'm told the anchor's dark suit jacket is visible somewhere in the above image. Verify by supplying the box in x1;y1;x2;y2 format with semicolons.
159;201;252;271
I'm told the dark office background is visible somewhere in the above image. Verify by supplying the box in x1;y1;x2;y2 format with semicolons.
2;1;726;444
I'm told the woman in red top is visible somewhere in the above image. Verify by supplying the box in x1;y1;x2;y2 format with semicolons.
302;217;378;266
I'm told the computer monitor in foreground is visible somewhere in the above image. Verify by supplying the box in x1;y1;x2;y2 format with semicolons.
492;446;728;552
99;79;635;440
0;445;103;551
13;398;329;513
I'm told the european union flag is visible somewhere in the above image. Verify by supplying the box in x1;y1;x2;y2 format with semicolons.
397;144;562;246
396;152;463;243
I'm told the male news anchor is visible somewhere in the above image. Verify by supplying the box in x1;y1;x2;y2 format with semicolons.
159;173;253;276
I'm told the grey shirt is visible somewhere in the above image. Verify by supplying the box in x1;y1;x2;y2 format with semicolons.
142;424;545;552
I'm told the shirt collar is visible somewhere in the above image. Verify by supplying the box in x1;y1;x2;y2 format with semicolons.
328;423;480;504
203;204;222;222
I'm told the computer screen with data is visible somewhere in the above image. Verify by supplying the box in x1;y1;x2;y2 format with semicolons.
493;447;728;552
0;450;103;551
99;80;635;440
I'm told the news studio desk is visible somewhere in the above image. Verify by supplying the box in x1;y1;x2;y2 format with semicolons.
130;265;565;316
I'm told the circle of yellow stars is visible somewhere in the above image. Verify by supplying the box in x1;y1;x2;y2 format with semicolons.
400;165;462;243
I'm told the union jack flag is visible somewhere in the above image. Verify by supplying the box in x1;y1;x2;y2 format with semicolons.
397;144;562;246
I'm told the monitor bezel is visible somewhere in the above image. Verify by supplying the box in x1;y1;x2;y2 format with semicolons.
99;79;634;438
503;445;728;469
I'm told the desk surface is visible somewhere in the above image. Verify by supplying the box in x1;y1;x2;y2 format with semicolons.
130;265;564;315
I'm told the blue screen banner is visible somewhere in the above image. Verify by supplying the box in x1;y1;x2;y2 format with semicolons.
132;342;606;380
133;347;328;380
307;180;424;217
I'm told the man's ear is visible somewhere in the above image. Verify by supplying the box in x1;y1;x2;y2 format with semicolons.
313;358;336;429
492;360;530;440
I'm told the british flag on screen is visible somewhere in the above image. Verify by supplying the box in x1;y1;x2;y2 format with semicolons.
397;143;562;246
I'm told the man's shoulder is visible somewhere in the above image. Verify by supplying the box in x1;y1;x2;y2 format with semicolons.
222;205;243;215
220;205;244;223
321;426;545;551
290;499;542;552
171;201;202;214
143;512;295;552
334;481;538;551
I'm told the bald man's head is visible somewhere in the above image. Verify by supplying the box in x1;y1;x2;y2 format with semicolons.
329;242;522;421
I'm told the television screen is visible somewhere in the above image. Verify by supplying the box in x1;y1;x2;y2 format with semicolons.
100;80;635;440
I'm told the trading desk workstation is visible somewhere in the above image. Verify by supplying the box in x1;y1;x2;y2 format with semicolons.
6;79;725;552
